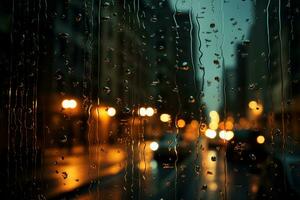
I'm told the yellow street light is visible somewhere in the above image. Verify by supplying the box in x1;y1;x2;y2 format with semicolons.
160;113;171;122
225;121;234;130
209;122;219;130
177;119;186;128
107;107;116;117
94;107;107;118
62;99;77;109
252;104;263;116
248;101;257;110
256;135;265;144
209;110;219;121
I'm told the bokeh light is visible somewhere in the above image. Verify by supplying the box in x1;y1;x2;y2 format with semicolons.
205;129;217;139
160;113;171;122
177;119;186;128
107;107;116;117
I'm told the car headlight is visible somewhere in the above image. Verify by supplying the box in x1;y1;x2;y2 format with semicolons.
150;141;159;151
205;129;217;139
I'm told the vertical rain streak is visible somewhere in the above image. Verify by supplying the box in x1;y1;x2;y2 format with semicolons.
189;0;200;188
196;15;204;98
142;119;147;182
33;0;42;183
278;0;287;192
130;111;135;199
195;13;204;179
97;2;102;196
84;0;93;195
136;0;140;28
7;0;15;186
266;0;275;144
189;0;197;94
220;0;227;199
172;0;181;198
5;0;44;196
266;0;272;77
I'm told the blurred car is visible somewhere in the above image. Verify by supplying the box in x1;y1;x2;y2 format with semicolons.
205;129;234;148
226;129;268;162
152;132;194;163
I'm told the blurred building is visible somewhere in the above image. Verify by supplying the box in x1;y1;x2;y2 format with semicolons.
45;0;200;143
224;42;250;119
243;0;300;140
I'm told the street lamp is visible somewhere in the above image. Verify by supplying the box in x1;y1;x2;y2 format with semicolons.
177;119;186;128
256;135;265;144
62;99;77;109
248;100;263;116
107;107;116;117
160;113;171;122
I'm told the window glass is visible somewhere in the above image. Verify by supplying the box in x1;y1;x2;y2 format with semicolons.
1;0;299;199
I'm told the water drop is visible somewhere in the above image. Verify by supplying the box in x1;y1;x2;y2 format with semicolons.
60;135;67;143
101;16;111;21
207;171;213;175
103;86;111;94
150;15;158;22
91;163;97;168
248;83;256;90
273;128;281;136
102;2;110;7
75;13;82;22
123;107;131;114
201;184;208;191
211;156;216;161
213;60;219;65
243;40;251;45
55;74;62;80
151;80;160;86
61;172;68;179
249;154;256;161
125;69;131;75
188;96;195;103
195;165;201;174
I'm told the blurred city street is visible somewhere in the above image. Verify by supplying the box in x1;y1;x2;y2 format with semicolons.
40;139;265;200
1;0;300;199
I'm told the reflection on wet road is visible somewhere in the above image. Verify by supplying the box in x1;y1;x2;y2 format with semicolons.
72;140;262;200
43;145;126;199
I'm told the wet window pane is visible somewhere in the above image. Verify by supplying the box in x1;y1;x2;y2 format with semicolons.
1;0;300;199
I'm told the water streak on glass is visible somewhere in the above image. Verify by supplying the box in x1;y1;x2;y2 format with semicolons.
278;0;287;192
220;0;227;199
266;0;275;144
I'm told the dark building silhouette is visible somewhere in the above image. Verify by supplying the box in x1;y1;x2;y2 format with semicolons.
244;0;300;139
